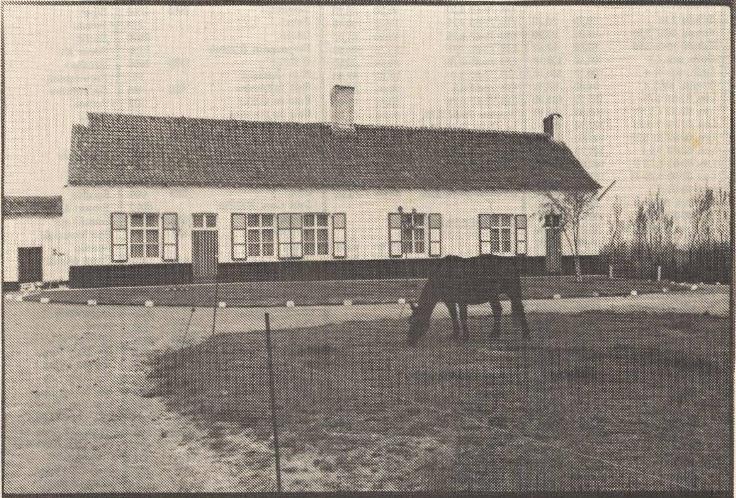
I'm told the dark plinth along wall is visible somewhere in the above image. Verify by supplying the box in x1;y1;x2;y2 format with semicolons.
68;255;607;288
69;263;193;289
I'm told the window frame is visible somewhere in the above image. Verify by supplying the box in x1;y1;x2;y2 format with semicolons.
111;212;128;263
193;212;218;230
479;214;515;256
388;211;428;258
129;212;161;261
277;213;303;260
544;213;562;228
232;213;276;261
302;212;331;259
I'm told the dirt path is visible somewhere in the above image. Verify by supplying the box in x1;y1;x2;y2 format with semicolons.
3;287;729;492
3;303;276;493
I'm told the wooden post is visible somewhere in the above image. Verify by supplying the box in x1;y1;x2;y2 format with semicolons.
657;265;662;282
264;313;282;493
609;264;613;279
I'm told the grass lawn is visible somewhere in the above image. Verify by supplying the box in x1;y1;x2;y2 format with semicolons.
146;309;732;492
27;275;691;306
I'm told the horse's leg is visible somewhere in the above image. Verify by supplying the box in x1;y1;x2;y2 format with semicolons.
459;303;470;341
446;302;460;340
489;296;502;339
508;283;530;338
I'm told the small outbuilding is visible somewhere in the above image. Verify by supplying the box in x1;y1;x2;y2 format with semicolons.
3;196;67;289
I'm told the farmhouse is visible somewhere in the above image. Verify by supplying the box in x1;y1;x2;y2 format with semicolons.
32;85;602;288
3;196;67;289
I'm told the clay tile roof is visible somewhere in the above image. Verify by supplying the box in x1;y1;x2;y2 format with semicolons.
68;113;600;191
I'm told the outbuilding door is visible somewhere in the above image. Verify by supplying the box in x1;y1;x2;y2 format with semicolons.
18;247;43;283
192;231;218;283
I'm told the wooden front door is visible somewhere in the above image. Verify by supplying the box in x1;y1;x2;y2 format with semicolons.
545;228;562;274
18;247;43;283
192;231;218;282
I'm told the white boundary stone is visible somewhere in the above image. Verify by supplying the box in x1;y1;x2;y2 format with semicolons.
662;288;669;293
552;294;561;300
630;290;638;296
87;300;97;306
40;297;50;304
218;301;226;308
145;300;154;307
690;285;698;291
343;299;353;306
398;298;406;304
286;300;295;308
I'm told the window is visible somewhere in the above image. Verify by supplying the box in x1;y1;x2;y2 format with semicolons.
479;214;513;255
428;213;442;257
232;213;275;259
278;213;303;259
130;213;160;258
193;213;217;229
162;213;178;261
515;215;527;255
111;213;128;262
389;211;426;257
544;214;561;228
332;213;346;258
303;213;330;256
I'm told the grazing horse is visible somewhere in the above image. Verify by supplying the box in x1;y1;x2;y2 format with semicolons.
407;254;530;345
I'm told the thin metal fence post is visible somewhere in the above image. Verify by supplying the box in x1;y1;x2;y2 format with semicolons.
264;312;283;494
211;271;220;336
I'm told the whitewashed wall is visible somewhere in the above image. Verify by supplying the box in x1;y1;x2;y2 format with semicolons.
64;185;604;267
3;216;69;282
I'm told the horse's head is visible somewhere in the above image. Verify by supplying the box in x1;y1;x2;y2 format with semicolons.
407;301;429;344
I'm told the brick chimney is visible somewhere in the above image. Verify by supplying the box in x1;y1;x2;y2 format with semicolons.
330;85;355;134
543;113;562;140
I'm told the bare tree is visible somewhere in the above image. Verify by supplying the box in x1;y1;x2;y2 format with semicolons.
713;187;729;247
633;191;677;273
541;189;598;282
688;186;731;282
602;195;627;262
689;187;715;250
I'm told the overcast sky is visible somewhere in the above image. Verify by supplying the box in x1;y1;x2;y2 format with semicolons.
3;5;731;220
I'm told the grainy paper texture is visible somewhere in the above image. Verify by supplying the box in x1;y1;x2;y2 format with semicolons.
2;3;732;496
